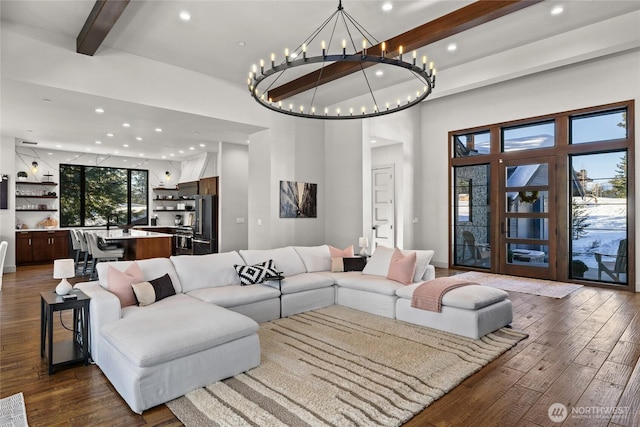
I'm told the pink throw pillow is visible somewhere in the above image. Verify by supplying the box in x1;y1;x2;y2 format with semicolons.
386;248;417;285
329;245;354;258
106;262;144;308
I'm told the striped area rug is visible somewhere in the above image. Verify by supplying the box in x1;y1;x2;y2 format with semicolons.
167;305;527;426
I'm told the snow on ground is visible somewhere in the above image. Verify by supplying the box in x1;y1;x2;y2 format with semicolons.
572;197;626;269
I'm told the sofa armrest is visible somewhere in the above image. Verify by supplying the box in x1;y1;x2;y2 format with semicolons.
74;281;121;366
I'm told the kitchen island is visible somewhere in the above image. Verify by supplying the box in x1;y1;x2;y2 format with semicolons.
93;229;173;260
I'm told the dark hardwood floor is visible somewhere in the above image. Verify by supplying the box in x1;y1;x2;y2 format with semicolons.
1;264;639;426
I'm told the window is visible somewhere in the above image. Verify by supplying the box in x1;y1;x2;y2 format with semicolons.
452;131;490;157
60;164;148;227
571;109;627;144
502;121;555;152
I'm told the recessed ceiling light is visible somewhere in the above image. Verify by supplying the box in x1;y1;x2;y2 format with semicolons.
123;159;127;162
179;11;191;21
95;108;104;113
189;147;195;150
155;128;163;132
382;2;393;12
107;133;114;137
47;152;53;156
122;123;130;127
136;137;143;141
193;131;200;135
42;98;52;103
447;43;457;52
123;144;129;147
114;150;119;154
238;41;246;47
139;153;144;157
86;148;92;151
290;52;298;59
170;153;175;157
551;5;564;15
161;155;166;159
95;140;102;144
199;143;206;147
55;144;62;148
375;70;384;77
179;150;184;154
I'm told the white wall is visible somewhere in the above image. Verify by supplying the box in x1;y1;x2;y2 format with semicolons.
420;49;640;290
324;120;364;249
218;142;248;252
247;116;326;249
0;137;17;272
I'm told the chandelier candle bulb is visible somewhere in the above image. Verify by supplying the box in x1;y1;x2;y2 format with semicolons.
386;102;390;110
285;48;289;63
271;53;275;67
381;41;386;57
289;103;293;111
399;45;403;61
322;40;326;56
260;59;264;74
278;101;282;109
303;43;307;60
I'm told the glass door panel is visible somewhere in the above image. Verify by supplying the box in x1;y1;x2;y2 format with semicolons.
453;164;491;269
500;157;556;279
569;151;628;284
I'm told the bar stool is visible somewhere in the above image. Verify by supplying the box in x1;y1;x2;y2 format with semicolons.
86;232;124;280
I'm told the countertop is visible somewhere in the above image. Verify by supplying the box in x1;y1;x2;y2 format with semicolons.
93;229;174;240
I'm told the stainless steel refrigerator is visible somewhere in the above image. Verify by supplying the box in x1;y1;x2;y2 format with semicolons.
193;195;218;254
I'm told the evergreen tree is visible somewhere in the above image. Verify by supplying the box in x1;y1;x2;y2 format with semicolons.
571;198;590;240
609;153;627;198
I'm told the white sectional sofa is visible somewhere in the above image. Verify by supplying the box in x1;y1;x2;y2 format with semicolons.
75;244;511;414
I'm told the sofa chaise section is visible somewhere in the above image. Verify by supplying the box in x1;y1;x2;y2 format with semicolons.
99;299;259;413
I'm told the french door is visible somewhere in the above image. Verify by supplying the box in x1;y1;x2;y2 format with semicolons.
499;156;557;279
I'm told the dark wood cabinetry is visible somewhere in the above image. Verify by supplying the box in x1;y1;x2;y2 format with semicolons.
16;230;69;265
199;177;218;195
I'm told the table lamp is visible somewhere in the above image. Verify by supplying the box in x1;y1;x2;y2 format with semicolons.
358;237;369;257
53;259;75;295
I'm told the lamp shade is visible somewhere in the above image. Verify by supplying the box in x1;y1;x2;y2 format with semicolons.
53;258;75;296
53;259;75;279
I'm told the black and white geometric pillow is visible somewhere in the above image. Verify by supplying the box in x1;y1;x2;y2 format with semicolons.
261;259;280;278
234;264;268;286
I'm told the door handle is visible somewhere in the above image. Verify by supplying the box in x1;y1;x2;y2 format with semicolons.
372;226;377;230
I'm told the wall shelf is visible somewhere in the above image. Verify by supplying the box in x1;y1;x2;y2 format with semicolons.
16;181;58;186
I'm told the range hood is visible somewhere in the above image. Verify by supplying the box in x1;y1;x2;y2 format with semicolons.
178;153;208;184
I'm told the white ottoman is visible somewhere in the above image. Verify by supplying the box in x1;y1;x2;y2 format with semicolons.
395;284;512;339
99;300;260;413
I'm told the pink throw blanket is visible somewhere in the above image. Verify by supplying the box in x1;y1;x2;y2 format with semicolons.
411;277;478;312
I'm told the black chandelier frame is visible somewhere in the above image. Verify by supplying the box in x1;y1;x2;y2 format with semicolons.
248;1;436;120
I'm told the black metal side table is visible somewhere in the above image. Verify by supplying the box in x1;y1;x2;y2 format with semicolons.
40;289;90;374
264;274;285;317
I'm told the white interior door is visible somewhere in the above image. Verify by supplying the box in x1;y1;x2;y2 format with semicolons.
372;165;395;250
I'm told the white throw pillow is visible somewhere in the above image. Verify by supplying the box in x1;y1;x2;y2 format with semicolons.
294;245;331;272
361;246;395;277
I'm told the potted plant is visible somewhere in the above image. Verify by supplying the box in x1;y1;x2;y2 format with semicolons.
572;260;589;278
17;171;28;181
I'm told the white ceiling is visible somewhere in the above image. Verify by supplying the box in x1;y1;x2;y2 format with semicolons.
1;0;639;159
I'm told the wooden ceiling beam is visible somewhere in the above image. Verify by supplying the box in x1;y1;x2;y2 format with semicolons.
268;0;544;102
77;0;130;56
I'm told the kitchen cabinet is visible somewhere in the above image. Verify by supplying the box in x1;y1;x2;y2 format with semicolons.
199;177;218;195
16;230;69;265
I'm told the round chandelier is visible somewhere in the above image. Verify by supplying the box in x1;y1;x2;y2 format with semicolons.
248;1;436;120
